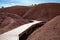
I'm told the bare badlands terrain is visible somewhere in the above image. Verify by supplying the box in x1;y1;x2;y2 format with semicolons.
0;3;60;40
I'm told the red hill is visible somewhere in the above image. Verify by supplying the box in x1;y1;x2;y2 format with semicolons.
0;6;31;16
0;13;29;34
23;3;60;22
27;15;60;40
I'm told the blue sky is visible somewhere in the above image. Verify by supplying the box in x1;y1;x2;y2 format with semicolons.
0;0;60;7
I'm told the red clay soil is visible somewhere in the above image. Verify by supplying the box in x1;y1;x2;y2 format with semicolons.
0;13;29;24
27;15;60;40
0;13;29;34
0;6;31;16
23;3;60;22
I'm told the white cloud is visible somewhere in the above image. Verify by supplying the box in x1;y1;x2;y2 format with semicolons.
0;3;16;8
0;0;42;8
19;0;36;5
11;3;16;5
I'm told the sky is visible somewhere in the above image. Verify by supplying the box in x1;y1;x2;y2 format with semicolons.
0;0;60;8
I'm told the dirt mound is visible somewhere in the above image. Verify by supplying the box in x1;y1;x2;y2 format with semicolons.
0;6;31;16
0;13;29;25
0;17;16;34
0;13;29;34
23;3;60;22
27;15;60;40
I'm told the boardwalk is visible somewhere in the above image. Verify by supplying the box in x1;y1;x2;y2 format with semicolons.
0;20;42;40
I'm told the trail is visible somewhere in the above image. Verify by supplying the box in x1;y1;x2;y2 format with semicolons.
0;20;42;40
